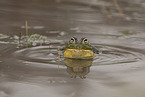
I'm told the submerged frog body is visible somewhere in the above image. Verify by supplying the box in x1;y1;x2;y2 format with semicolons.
64;58;93;79
63;37;99;59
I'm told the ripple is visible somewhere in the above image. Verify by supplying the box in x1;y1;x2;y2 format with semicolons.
14;46;61;66
14;43;144;68
93;44;143;65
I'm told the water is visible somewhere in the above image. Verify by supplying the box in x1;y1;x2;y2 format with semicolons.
1;0;145;97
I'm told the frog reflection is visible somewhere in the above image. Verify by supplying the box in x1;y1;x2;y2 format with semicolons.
64;58;93;79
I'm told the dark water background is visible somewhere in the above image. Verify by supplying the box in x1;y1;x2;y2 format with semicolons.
0;0;145;97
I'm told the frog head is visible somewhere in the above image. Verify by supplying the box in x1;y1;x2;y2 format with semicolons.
63;37;94;59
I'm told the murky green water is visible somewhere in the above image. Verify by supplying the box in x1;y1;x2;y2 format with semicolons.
1;0;145;97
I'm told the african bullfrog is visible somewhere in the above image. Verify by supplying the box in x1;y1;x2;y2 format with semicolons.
63;37;99;59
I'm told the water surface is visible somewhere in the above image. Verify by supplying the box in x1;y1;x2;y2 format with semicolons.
0;0;145;97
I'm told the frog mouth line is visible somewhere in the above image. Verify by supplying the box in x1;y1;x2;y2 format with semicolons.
66;44;93;50
66;48;92;51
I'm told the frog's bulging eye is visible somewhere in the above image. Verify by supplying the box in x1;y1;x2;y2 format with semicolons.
70;37;76;43
71;37;74;41
82;38;88;44
84;38;88;42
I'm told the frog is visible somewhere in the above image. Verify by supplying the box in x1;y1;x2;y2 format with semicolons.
63;37;99;59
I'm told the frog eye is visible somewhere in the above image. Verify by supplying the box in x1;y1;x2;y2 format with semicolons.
70;37;76;43
82;38;88;44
